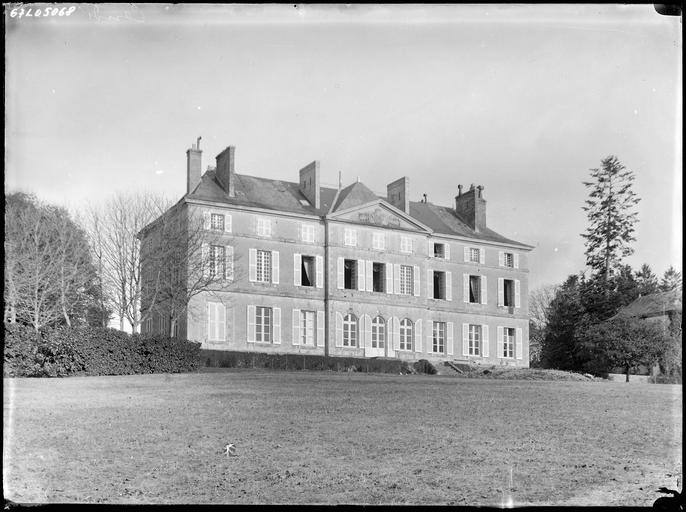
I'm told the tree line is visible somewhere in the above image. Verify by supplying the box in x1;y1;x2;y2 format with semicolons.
530;156;682;381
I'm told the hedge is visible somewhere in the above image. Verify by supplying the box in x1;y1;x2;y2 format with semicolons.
3;323;201;377
201;349;413;375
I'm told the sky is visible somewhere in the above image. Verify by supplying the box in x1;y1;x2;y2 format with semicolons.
5;4;682;290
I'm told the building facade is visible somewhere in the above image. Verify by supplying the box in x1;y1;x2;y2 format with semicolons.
139;140;534;366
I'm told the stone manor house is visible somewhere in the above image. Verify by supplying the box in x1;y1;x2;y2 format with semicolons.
139;139;534;366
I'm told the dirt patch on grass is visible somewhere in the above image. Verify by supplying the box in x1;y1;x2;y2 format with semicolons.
3;371;682;505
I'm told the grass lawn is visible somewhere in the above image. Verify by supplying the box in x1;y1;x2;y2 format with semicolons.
3;370;682;505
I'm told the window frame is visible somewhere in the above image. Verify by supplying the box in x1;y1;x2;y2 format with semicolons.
400;236;412;254
257;217;272;238
301;255;315;287
255;306;273;343
210;213;225;231
433;243;446;258
256;250;272;283
344;228;357;247
468;275;481;303
343;313;357;347
433;270;446;300
469;247;481;263
371;316;386;349
300;310;315;345
503;327;515;358
432;321;446;354
372;232;385;251
399;318;413;351
209;245;226;279
301;224;315;243
468;324;481;356
343;259;357;290
399;265;413;295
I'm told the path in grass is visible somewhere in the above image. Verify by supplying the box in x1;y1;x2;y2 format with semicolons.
3;371;682;505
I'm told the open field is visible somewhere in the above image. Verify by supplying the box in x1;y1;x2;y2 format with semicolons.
3;370;682;505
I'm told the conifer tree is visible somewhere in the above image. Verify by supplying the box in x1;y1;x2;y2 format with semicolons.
635;263;660;296
581;155;640;284
660;266;682;291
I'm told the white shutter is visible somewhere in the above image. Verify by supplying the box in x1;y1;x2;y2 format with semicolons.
249;248;257;282
463;274;469;303
415;319;422;353
514;253;520;269
497;326;504;357
385;263;393;294
316;256;324;288
225;246;234;281
363;314;372;350
317;311;325;347
292;309;301;345
462;323;469;356
445;243;451;260
218;304;226;341
394;264;401;294
247;305;256;343
393;317;400;351
427;270;434;299
203;211;211;230
498;278;504;307
464;246;469;262
357;260;365;291
413;266;420;297
337;257;344;289
294;253;302;286
515;280;521;308
224;214;232;233
481;276;487;304
426;321;432;354
365;260;373;292
447;322;454;356
273;307;281;344
335;312;343;347
516;328;523;360
479;248;485;265
499;251;504;267
202;243;209;279
386;317;394;357
482;324;489;358
272;251;279;284
446;272;452;301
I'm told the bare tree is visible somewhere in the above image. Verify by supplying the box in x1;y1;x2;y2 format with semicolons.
140;204;238;337
529;284;559;328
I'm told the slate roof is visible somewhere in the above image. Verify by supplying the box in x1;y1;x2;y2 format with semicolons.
185;170;532;248
614;290;682;319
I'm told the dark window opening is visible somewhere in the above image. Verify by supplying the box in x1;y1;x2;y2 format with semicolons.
434;271;446;299
344;259;357;290
504;279;514;307
301;256;315;287
434;243;445;258
372;262;385;292
469;275;481;303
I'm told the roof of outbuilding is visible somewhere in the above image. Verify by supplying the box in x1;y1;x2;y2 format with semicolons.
185;170;532;248
614;290;682;319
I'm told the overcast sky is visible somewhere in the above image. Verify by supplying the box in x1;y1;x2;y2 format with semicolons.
5;4;682;290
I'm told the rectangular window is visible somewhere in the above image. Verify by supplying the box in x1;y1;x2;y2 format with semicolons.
433;271;446;299
208;302;225;342
399;265;413;295
469;275;481;303
469;248;481;263
343;315;357;347
300;310;315;345
344;259;357;290
468;324;481;356
400;236;412;254
503;252;514;268
301;256;315;287
209;245;225;278
432;321;446;354
503;279;514;307
256;306;272;343
301;224;315;243
372;232;385;250
210;213;225;231
256;250;272;282
344;228;357;246
257;218;271;237
372;262;385;292
399;319;413;351
503;327;515;358
434;243;445;258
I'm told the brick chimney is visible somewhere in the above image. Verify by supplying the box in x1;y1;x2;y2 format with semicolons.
386;177;410;214
186;137;202;195
455;183;486;231
299;161;320;209
215;146;236;197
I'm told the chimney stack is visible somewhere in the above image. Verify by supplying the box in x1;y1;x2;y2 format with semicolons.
386;177;410;213
298;160;320;209
215;146;236;197
455;183;487;231
186;138;202;195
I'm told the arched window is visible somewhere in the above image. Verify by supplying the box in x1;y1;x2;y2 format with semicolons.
343;313;357;347
371;316;386;348
399;318;413;351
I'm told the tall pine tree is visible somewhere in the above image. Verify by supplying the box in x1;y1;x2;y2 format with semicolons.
660;266;682;291
581;155;640;285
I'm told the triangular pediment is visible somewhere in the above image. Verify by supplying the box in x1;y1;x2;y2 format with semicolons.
328;199;431;232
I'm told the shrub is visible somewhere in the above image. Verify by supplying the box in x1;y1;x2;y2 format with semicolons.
3;323;201;377
413;359;437;375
